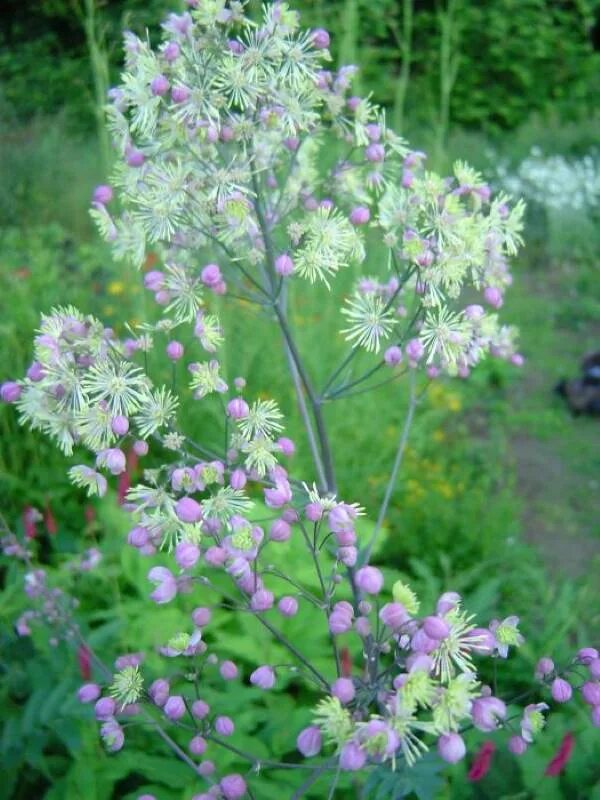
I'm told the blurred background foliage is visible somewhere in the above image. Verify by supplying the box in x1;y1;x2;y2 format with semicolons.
1;0;599;798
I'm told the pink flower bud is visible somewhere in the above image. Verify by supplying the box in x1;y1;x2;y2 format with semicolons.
349;206;370;225
111;415;129;436
201;264;222;288
77;683;101;703
365;143;385;162
312;28;330;49
189;735;207;755
220;775;246;800
338;545;357;566
151;74;170;96
329;610;353;635
384;346;402;366
250;665;275;689
277;436;295;456
438;733;466;763
297;725;322;757
589;658;600;680
551;677;572;703
508;735;528;755
339;741;366;771
215;716;234;736
250;589;274;612
163;41;180;61
227;398;249;419
355;566;384;595
483;286;503;308
331;677;355;704
578;647;598;664
275;253;294;276
581;681;600;706
133;439;149;456
172;85;190;103
270;518;291;542
405;338;424;363
192;699;210;719
219;660;238;680
278;596;298;616
175;541;200;569
379;602;408;630
166;340;184;360
423;616;450;640
149;679;170;706
126;149;145;167
164;695;186;720
95;697;116;719
93;184;113;204
535;657;555;679
175;497;203;523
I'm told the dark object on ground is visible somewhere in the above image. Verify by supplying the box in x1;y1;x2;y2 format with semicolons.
555;352;600;416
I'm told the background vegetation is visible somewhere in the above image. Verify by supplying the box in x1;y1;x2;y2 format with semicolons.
1;1;599;798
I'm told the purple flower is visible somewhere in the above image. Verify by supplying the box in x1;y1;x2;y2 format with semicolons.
151;74;170;96
508;735;528;755
220;660;238;680
192;607;211;627
331;677;355;704
339;741;367;771
215;715;234;736
483;286;503;308
379;603;408;630
175;541;200;569
405;338;424;363
534;657;555;679
192;699;210;719
148;567;177;604
164;695;186;720
77;683;100;703
578;647;598;664
250;665;275;689
175;496;203;523
581;681;600;706
201;263;222;288
189;735;207;755
100;720;124;752
278;596;298;617
220;774;247;800
250;589;274;612
92;184;113;204
355;566;383;595
126;149;145;167
312;28;330;49
384;346;402;366
471;696;507;731
349;206;370;225
589;658;600;680
437;732;466;763
277;436;295;456
166;340;184;360
270;518;291;541
171;85;190;103
227;397;249;419
95;697;116;720
149;679;170;707
275;253;294;276
423;616;450;641
297;725;322;757
551;677;572;703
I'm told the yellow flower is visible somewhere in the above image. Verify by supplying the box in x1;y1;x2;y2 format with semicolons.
107;280;126;296
446;392;462;412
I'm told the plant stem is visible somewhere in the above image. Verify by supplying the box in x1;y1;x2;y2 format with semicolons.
362;370;418;564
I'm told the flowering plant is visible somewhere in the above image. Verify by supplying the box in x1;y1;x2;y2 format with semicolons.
2;2;598;798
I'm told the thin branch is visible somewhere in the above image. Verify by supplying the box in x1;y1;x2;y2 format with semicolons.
362;370;418;564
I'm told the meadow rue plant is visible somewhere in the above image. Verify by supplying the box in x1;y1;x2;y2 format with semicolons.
2;2;597;796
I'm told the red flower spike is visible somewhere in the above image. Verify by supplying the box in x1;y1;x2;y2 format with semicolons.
44;502;58;535
340;647;353;677
468;740;496;781
78;645;92;680
545;732;575;777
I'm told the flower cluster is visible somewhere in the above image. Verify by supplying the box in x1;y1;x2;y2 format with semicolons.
1;1;596;797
